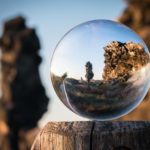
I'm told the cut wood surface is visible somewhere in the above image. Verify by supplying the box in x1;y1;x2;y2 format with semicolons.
31;121;150;150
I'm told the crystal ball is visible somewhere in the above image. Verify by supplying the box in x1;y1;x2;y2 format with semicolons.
50;20;150;120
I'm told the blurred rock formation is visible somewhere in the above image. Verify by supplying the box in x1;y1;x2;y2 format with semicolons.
0;16;49;150
119;0;150;120
119;0;150;49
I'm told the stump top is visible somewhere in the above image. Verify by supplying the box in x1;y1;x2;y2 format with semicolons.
32;121;150;150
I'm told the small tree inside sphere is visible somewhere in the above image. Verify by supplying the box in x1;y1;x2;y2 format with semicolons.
85;61;94;83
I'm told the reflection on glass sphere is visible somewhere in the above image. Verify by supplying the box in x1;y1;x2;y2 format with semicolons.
50;20;150;120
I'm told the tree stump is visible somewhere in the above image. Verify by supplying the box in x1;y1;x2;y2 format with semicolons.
31;121;150;150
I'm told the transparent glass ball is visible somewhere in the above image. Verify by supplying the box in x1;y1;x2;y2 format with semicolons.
50;20;150;120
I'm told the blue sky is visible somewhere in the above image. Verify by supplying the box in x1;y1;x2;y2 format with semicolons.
0;0;127;126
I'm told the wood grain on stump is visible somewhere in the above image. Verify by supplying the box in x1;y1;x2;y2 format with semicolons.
31;121;150;150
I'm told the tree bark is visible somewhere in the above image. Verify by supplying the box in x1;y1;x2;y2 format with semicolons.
31;121;150;150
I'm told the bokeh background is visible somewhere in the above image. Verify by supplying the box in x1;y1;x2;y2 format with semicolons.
0;0;150;149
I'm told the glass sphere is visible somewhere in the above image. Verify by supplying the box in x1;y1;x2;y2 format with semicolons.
50;20;150;120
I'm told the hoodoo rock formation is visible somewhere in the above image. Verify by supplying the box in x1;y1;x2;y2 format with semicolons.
0;16;49;150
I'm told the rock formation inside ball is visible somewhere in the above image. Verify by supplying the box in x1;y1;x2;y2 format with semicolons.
103;41;149;82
